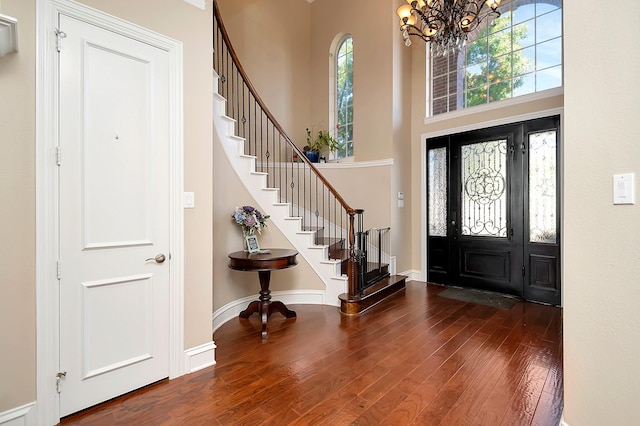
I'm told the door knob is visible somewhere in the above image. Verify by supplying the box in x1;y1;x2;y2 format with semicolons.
451;220;456;226
146;254;166;263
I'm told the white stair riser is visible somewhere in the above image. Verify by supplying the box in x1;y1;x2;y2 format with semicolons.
213;77;346;305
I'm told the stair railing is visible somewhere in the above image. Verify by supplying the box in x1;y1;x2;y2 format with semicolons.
213;1;363;299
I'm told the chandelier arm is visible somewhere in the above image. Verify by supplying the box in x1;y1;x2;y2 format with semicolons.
466;8;501;33
411;6;445;32
405;28;431;44
425;4;452;26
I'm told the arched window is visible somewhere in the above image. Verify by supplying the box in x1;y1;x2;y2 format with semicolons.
335;35;353;158
429;0;562;116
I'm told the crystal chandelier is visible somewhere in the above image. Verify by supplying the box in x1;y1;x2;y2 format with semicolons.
396;0;502;56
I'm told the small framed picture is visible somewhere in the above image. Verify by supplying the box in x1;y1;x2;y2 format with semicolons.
245;234;260;253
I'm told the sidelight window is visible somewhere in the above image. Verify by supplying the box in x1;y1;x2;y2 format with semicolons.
528;130;557;243
428;147;448;237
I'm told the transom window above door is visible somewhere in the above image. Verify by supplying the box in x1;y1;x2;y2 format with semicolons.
429;0;563;116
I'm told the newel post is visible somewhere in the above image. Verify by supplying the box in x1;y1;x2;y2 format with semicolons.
346;210;363;298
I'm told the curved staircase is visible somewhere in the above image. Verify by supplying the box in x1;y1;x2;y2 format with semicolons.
213;0;406;312
213;79;348;306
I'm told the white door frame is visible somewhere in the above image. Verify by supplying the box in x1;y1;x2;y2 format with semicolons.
35;1;184;424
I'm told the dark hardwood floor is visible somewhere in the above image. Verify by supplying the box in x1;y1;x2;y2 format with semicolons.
60;281;563;425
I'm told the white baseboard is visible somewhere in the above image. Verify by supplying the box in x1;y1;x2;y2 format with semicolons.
212;290;325;333
0;402;36;426
184;341;217;373
560;414;569;426
399;269;422;282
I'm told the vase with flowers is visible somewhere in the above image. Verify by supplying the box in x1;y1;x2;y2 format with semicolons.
231;205;270;251
303;125;339;163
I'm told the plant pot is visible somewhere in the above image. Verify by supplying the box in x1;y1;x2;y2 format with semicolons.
303;150;319;163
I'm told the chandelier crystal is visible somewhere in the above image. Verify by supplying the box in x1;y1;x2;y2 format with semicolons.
397;0;502;56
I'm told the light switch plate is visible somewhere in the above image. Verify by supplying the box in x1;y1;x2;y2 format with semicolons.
613;173;635;205
183;192;195;208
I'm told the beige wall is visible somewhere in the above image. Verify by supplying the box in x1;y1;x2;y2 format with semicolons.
0;0;213;413
212;133;324;312
216;0;312;145
391;0;413;274
213;0;325;312
563;0;640;424
309;0;413;273
316;165;392;229
310;0;395;162
0;0;37;412
216;0;412;272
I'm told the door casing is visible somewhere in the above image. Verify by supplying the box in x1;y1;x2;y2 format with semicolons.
36;1;184;424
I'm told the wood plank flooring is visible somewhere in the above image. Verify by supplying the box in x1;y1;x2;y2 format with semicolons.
60;281;563;425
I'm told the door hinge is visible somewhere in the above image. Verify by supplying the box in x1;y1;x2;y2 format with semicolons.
57;260;62;280
56;371;67;393
55;146;62;166
55;28;67;52
522;265;526;277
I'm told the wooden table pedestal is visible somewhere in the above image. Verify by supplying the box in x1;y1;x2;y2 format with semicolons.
228;249;298;340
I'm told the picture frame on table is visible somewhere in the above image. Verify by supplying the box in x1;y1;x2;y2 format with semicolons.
245;234;260;253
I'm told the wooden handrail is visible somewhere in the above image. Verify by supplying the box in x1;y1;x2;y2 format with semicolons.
213;0;358;215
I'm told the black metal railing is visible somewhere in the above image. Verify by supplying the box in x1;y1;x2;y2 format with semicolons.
357;227;391;293
213;1;364;299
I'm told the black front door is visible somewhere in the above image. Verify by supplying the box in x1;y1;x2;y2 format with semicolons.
427;116;561;305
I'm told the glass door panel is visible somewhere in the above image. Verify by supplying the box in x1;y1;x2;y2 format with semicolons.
529;130;557;243
427;139;451;284
428;147;447;237
461;139;508;237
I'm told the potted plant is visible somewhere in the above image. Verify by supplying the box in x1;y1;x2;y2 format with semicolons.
303;126;339;163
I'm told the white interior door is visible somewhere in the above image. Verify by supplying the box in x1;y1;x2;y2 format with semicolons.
58;14;171;416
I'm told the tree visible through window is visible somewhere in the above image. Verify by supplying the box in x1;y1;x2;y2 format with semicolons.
430;0;562;116
336;36;353;158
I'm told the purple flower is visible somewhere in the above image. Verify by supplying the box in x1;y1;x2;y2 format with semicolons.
231;205;270;234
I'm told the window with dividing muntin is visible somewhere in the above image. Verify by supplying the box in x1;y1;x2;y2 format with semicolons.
335;35;353;158
429;0;562;117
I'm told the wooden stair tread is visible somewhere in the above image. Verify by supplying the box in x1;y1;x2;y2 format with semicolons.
339;275;407;315
314;236;344;246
